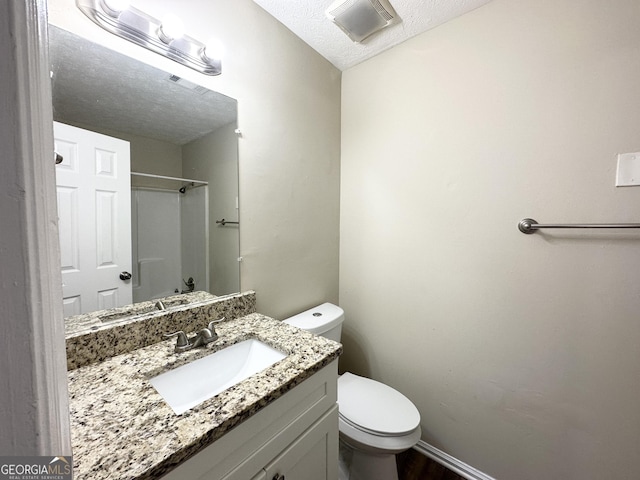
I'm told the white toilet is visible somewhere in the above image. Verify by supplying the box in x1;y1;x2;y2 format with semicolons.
284;303;421;480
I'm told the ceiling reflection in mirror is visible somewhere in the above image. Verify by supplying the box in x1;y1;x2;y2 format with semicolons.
49;25;240;323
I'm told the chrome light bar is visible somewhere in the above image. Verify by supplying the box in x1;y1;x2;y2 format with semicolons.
76;0;222;76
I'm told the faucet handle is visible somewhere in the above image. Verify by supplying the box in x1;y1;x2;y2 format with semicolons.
207;317;225;332
163;331;189;349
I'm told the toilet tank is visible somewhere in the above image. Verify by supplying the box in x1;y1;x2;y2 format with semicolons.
283;302;344;343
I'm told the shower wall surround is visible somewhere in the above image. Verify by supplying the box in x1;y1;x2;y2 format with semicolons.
132;185;209;303
65;291;256;370
132;188;184;302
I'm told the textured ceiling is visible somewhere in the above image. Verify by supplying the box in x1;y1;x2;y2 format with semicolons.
49;26;237;146
252;0;494;71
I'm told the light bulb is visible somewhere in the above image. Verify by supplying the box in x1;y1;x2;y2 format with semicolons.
201;38;224;62
158;14;184;44
101;0;130;17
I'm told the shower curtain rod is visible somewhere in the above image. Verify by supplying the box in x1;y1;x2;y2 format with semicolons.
518;218;640;234
131;172;208;185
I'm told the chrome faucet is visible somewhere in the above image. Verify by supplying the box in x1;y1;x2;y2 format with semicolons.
190;324;218;348
164;318;225;353
181;277;195;294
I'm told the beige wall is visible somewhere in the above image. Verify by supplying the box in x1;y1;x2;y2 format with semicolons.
48;0;342;318
183;122;240;295
340;0;640;478
127;135;182;178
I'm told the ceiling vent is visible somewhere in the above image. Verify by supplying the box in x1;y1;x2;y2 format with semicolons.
325;0;398;43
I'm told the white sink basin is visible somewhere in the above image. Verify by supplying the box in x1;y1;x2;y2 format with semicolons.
150;339;286;414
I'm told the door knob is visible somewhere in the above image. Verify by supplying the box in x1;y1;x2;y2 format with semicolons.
272;475;285;480
119;271;132;280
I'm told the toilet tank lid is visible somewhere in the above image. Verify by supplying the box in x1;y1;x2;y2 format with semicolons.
283;302;344;335
338;372;421;436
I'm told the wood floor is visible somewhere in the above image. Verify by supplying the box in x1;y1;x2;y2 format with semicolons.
397;448;467;480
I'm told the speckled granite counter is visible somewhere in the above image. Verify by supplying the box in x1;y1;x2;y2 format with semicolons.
65;291;217;334
67;313;342;480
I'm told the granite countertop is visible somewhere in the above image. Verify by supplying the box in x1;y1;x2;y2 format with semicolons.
65;291;217;335
68;313;342;480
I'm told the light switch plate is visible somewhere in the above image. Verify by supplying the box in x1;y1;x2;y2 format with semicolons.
616;152;640;186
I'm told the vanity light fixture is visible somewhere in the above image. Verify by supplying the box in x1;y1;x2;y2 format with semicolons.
76;0;222;76
100;0;130;17
157;14;184;44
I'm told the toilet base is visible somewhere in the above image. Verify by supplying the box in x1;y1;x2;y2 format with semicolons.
338;438;399;480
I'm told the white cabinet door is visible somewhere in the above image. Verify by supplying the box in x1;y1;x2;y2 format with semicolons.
263;405;339;480
54;121;132;315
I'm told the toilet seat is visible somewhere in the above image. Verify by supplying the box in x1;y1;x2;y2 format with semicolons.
338;372;420;437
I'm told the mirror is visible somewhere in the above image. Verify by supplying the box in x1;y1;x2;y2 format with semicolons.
49;25;240;326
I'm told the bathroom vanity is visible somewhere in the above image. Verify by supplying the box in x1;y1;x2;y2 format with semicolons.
162;363;338;480
65;293;341;480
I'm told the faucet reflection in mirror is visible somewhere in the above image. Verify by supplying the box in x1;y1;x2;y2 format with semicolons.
76;0;223;76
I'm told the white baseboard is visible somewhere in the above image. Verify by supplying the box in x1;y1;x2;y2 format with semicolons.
413;440;496;480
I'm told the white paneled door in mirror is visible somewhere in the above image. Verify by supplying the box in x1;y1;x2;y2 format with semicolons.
54;121;132;315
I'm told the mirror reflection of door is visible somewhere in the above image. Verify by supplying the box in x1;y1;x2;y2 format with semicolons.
54;121;133;316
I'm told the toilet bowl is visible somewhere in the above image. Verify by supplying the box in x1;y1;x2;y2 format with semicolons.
284;303;421;480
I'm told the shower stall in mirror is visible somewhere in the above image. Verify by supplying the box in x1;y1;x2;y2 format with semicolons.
131;173;209;303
